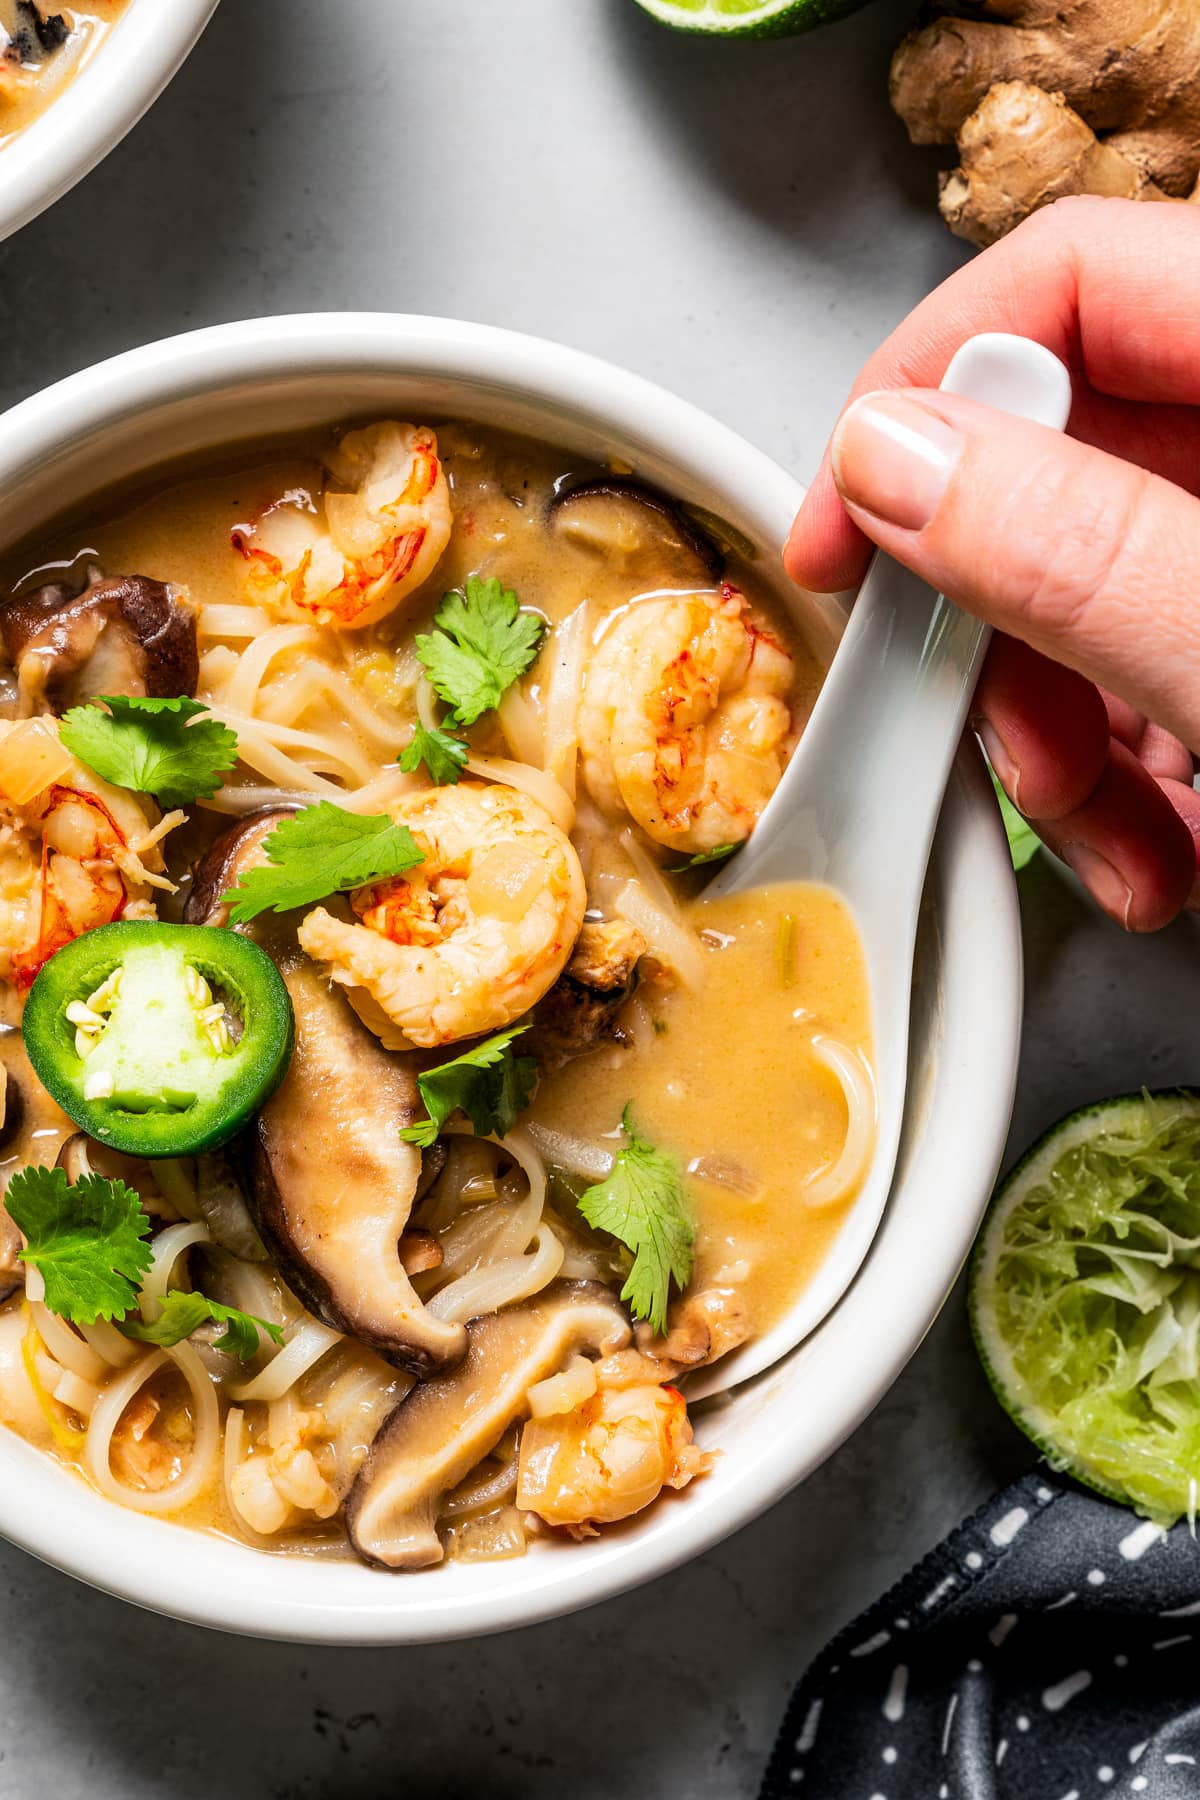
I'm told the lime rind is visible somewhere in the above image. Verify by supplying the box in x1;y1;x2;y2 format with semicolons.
970;1089;1200;1525
630;0;865;37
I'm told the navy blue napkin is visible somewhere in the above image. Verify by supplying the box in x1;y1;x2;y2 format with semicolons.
761;1470;1200;1799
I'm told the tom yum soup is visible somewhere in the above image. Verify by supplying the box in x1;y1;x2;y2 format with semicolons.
0;419;874;1570
1;1;129;142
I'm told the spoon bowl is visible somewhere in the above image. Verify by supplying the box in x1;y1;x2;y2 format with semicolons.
690;334;1073;1399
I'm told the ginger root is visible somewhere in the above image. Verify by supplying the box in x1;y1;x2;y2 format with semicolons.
890;0;1200;246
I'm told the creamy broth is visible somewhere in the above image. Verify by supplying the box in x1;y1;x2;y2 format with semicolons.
1;2;131;147
0;419;874;1567
536;883;872;1340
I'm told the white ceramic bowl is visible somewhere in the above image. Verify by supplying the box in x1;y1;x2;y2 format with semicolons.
0;0;219;243
0;315;1022;1642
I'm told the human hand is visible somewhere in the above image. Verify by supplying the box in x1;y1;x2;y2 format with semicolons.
785;197;1200;931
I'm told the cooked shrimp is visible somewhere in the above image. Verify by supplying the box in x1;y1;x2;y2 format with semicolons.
297;781;586;1049
516;1378;705;1533
579;583;794;854
229;1408;339;1535
0;719;172;989
232;422;452;630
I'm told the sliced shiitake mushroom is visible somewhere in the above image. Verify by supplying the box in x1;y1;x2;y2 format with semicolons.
527;918;643;1071
1;3;69;62
183;806;301;934
547;476;725;581
1;566;199;715
346;1281;630;1569
249;959;467;1379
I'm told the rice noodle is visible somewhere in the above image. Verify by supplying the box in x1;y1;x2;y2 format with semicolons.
259;660;410;755
542;603;588;799
84;1342;220;1515
229;1319;342;1403
78;1318;140;1369
222;623;323;716
427;1224;564;1324
139;1221;211;1310
30;1302;108;1384
463;750;575;833
421;1126;566;1320
802;1038;877;1210
53;1369;100;1419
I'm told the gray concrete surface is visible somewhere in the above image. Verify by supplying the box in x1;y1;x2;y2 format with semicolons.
1;3;1194;1796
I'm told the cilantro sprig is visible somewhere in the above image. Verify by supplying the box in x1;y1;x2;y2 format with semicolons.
400;1028;538;1149
669;843;737;872
5;1165;153;1323
222;801;425;923
60;695;239;808
416;576;545;728
577;1105;695;1337
122;1291;283;1360
5;1165;283;1358
399;722;469;787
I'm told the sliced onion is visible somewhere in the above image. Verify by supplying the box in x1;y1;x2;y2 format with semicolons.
526;1121;614;1183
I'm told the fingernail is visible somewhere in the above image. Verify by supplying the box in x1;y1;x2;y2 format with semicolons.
831;391;964;531
977;721;1022;813
1062;844;1134;929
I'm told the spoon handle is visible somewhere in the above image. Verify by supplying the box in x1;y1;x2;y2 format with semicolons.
710;333;1073;901
688;336;1072;1400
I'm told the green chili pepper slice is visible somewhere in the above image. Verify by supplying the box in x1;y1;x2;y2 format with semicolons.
22;921;294;1158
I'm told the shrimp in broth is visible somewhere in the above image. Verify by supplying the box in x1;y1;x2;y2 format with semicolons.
0;420;874;1571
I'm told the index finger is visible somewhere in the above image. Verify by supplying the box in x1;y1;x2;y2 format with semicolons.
789;198;1200;592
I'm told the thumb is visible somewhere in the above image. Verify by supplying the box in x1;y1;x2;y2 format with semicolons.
808;388;1200;755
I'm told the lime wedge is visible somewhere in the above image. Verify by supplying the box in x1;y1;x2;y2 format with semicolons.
971;1090;1200;1524
630;0;870;36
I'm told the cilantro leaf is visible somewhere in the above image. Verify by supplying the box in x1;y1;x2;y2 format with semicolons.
60;696;239;808
669;843;737;872
577;1105;694;1336
5;1166;153;1325
121;1291;284;1360
416;576;545;726
400;1028;538;1148
222;801;425;922
990;768;1040;871
398;723;469;786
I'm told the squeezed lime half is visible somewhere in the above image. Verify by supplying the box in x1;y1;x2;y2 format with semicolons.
971;1090;1200;1524
630;0;871;37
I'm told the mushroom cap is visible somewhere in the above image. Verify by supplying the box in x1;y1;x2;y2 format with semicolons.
547;476;725;582
1;567;199;713
183;807;301;931
346;1281;630;1569
249;958;467;1379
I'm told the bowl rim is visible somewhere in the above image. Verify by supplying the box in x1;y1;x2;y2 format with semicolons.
0;0;220;244
0;313;1023;1643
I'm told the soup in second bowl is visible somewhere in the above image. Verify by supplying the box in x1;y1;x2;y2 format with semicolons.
0;419;874;1570
1;0;130;146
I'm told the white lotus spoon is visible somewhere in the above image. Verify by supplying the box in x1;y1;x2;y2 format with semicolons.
687;333;1072;1400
